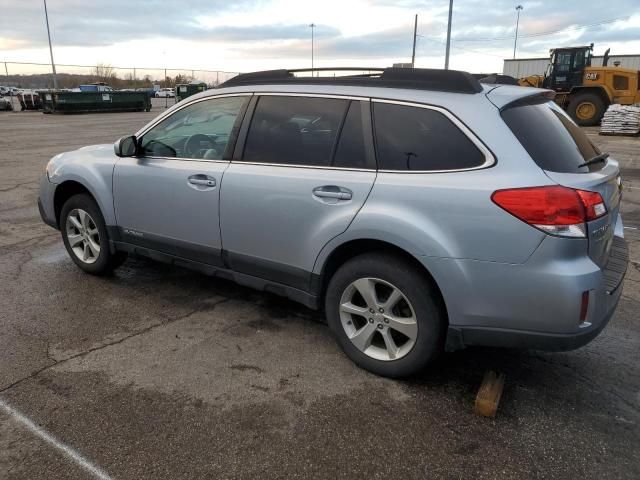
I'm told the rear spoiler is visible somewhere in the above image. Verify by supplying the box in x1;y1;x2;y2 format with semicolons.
485;85;555;110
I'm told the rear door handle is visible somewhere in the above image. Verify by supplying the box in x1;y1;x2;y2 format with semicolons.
188;175;216;187
313;186;352;200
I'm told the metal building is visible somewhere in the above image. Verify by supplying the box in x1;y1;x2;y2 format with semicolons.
503;54;640;78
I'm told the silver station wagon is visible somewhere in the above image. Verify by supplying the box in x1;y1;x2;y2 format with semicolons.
38;68;628;377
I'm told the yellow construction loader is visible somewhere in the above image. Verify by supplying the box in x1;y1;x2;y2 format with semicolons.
518;44;640;125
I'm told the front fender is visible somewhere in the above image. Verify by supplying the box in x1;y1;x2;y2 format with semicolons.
47;145;117;225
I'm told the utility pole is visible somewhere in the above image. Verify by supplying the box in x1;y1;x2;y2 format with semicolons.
43;0;58;89
164;68;168;109
444;0;453;69
411;14;418;68
513;5;523;60
309;23;316;75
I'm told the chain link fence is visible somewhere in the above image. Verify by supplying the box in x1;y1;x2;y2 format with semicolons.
2;61;239;90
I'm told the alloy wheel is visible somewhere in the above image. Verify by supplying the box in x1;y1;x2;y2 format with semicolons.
65;208;101;264
339;277;418;361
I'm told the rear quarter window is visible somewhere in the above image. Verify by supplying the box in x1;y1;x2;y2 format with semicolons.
501;98;602;173
373;102;486;171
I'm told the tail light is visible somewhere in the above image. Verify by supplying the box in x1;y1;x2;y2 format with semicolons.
491;186;606;238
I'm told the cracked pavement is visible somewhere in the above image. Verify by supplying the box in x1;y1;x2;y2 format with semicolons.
0;106;639;479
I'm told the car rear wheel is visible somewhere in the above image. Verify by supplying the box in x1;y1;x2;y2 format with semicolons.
60;194;127;275
325;252;446;378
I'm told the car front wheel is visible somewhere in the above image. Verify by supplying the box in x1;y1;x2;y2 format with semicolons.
325;252;446;378
60;194;126;275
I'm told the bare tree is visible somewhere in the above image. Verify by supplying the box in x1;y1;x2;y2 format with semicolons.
94;63;116;84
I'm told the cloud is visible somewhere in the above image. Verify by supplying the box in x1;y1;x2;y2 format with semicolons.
0;0;638;72
0;0;259;47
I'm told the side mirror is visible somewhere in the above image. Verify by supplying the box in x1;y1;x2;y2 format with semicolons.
114;135;138;157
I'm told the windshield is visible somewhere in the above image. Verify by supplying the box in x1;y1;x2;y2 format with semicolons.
501;98;603;173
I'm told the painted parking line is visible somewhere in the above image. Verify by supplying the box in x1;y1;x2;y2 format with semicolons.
0;398;113;480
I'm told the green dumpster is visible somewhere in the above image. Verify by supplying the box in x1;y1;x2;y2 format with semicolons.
39;90;152;114
176;81;207;102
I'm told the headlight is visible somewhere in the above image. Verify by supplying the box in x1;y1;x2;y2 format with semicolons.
45;154;62;179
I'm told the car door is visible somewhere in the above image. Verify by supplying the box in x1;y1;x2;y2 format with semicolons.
220;94;376;291
113;94;250;266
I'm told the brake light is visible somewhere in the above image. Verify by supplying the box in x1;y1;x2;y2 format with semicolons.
576;190;607;220
491;186;606;238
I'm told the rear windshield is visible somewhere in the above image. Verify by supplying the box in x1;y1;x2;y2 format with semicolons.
501;98;603;173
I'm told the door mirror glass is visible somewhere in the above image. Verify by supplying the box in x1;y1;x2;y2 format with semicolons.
114;135;137;157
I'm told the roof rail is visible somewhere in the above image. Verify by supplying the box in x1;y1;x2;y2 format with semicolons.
219;67;483;94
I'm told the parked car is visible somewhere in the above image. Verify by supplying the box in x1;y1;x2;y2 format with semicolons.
38;68;627;378
0;96;12;111
17;90;42;110
155;87;175;98
73;83;114;93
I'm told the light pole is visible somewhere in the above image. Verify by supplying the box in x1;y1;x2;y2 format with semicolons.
411;14;418;68
444;0;453;70
43;0;58;89
309;23;316;75
513;5;523;60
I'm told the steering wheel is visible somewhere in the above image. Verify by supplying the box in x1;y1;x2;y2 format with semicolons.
184;134;214;158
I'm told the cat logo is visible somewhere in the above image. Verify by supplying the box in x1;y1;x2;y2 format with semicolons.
585;72;599;80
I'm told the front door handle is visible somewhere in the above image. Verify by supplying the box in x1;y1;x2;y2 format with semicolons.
313;186;353;201
188;175;216;187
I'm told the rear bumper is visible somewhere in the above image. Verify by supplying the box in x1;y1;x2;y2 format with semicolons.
446;280;622;351
433;231;628;352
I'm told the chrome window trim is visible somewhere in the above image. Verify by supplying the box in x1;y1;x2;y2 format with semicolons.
256;91;366;101
135;89;490;172
226;93;494;173
138;156;230;165
371;98;496;173
229;161;374;173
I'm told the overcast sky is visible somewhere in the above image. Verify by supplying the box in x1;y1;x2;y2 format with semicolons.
1;0;639;76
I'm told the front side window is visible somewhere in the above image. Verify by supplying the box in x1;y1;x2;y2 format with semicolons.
373;102;486;171
242;96;349;167
140;95;247;159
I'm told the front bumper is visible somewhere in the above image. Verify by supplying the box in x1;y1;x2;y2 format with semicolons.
38;173;58;229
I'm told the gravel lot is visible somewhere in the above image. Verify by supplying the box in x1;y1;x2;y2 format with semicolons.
1;102;639;479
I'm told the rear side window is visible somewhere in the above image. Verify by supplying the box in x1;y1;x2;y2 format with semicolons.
501;99;601;173
373;102;486;171
243;96;348;167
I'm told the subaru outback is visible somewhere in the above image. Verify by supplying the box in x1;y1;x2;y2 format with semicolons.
38;68;628;378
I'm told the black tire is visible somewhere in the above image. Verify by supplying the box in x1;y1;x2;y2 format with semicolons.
567;92;606;126
60;193;127;275
325;252;446;378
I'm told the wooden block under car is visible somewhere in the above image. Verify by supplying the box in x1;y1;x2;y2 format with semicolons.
474;370;505;417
